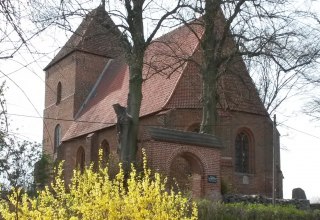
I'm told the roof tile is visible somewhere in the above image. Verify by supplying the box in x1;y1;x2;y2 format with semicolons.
63;23;202;140
45;6;122;70
62;18;267;141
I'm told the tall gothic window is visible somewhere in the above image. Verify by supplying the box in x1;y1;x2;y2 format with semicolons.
100;140;110;160
76;146;85;172
235;131;251;173
99;140;110;166
56;82;62;105
54;124;61;153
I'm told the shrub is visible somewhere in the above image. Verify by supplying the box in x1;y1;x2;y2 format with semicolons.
0;153;197;220
197;200;320;220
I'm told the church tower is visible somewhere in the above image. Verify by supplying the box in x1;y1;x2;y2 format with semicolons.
42;6;122;158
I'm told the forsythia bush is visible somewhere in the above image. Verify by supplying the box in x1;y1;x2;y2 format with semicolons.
0;153;197;220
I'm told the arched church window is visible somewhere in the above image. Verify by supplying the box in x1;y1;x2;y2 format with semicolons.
235;131;253;173
56;82;62;105
99;140;110;165
76;146;85;172
54;124;61;153
100;139;110;159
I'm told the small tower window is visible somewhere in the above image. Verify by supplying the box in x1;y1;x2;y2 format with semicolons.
235;131;253;173
56;82;62;105
76;146;85;172
54;124;61;154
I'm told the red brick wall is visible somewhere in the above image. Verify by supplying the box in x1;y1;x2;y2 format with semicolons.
143;140;221;199
60;126;222;199
144;108;277;196
224;111;274;197
43;13;283;197
43;54;77;155
60;138;86;183
43;51;108;156
57;108;280;197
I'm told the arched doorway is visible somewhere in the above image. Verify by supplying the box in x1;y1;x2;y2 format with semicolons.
169;152;204;198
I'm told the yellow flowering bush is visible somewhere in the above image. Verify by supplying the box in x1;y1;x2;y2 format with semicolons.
0;152;197;220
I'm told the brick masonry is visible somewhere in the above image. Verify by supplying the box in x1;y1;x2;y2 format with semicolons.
42;10;283;199
53;109;282;198
43;52;109;156
144;140;221;199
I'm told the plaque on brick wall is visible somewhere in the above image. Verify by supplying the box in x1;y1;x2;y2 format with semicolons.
207;175;218;183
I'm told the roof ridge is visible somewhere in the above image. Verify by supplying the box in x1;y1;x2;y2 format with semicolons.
74;59;113;119
152;18;203;43
44;6;118;70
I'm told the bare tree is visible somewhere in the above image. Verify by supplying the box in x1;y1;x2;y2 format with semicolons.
0;83;41;190
303;77;320;120
0;0;47;60
0;0;25;59
0;2;44;190
33;0;320;172
304;98;320;120
34;0;193;172
177;0;320;134
95;0;192;173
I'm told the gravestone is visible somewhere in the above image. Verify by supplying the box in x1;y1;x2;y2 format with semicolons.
292;188;307;200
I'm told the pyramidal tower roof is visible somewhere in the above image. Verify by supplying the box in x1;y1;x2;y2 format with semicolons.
44;5;122;70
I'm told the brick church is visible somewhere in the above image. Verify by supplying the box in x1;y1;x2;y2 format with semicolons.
42;6;283;199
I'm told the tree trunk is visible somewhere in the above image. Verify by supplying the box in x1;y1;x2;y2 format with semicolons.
126;56;144;170
200;64;218;134
113;54;144;174
200;0;219;134
112;0;145;174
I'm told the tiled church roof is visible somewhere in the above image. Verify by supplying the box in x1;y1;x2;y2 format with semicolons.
61;13;267;141
44;6;122;70
62;21;203;141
